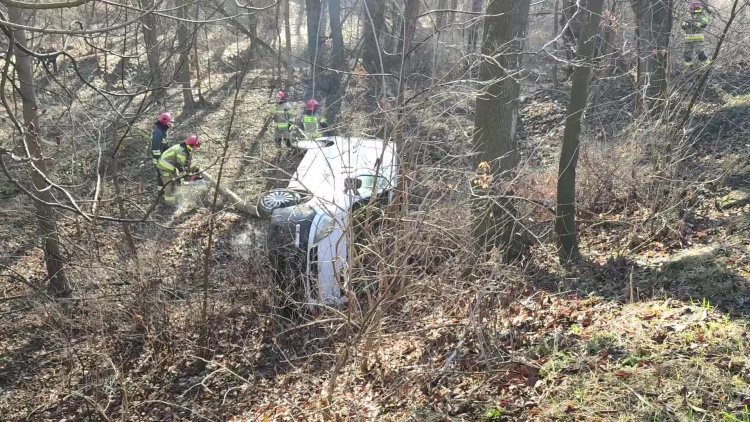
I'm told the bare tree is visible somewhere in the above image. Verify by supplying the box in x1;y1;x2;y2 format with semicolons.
631;0;672;114
325;0;347;121
467;0;484;54
176;0;196;109
362;0;385;75
6;7;71;297
284;0;293;85
471;0;531;261
140;0;163;99
555;0;605;263
306;0;324;76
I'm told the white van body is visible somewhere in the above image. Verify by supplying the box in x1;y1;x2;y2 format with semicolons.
264;137;397;307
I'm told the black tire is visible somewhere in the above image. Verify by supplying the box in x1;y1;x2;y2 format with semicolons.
257;188;301;218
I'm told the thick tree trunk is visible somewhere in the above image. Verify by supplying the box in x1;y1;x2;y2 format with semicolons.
471;0;531;262
560;0;582;79
248;5;259;69
436;0;449;29
140;0;163;99
631;0;672;114
325;0;346;121
467;0;484;53
176;0;196;109
362;0;386;75
306;0;323;73
555;0;605;263
8;7;71;297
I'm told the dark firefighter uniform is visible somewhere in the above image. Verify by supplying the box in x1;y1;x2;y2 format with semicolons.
683;4;710;66
151;122;170;164
156;142;193;205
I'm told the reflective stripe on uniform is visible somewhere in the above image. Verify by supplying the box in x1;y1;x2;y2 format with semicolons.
273;105;291;130
303;115;320;137
157;160;176;171
685;34;704;41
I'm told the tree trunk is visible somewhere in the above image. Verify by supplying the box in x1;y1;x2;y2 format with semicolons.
284;0;293;86
140;0;163;99
362;0;386;75
176;0;196;109
400;0;421;58
436;0;449;29
631;0;672;115
306;0;323;73
471;0;531;262
552;0;560;85
326;0;346;121
467;0;484;53
248;4;260;69
8;7;71;297
560;0;581;79
555;0;605;263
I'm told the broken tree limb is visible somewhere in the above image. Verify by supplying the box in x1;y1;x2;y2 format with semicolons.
200;171;260;217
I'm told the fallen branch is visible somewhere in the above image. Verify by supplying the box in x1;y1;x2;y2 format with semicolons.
201;171;259;217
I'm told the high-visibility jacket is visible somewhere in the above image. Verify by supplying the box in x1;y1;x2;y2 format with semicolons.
151;123;169;164
300;111;328;138
272;101;294;131
157;142;192;174
684;7;709;42
273;101;294;141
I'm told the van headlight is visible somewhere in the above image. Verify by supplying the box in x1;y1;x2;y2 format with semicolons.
313;214;336;243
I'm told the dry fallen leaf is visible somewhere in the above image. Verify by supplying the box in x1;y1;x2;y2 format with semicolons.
614;369;633;377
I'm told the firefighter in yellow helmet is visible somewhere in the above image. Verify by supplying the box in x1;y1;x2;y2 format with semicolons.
682;2;710;67
156;136;200;205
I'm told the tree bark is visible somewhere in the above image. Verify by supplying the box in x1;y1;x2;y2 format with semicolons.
247;3;259;69
436;0;449;29
362;0;386;75
140;0;163;99
305;0;323;73
176;0;196;109
467;0;484;53
325;0;346;121
560;0;581;79
471;0;531;261
284;0;293;86
555;0;605;263
630;0;672;115
8;6;71;297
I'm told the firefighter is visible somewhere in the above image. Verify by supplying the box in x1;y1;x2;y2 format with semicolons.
272;91;295;148
151;112;173;165
156;135;200;205
682;2;710;67
300;99;330;139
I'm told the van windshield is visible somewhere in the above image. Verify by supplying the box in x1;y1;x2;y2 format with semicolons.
357;175;388;197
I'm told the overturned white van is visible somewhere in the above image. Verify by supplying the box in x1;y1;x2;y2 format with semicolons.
258;137;398;308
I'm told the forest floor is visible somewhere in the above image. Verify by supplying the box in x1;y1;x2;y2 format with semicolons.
1;61;749;421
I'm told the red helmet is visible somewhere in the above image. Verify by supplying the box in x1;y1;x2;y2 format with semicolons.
690;2;702;11
277;91;287;101
185;135;200;149
158;112;173;125
306;99;319;111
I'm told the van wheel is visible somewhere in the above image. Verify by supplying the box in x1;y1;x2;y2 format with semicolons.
257;188;301;217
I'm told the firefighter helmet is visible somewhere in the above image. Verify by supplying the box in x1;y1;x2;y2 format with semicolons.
277;91;287;101
690;2;702;12
306;99;319;111
185;135;200;149
158;112;173;125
